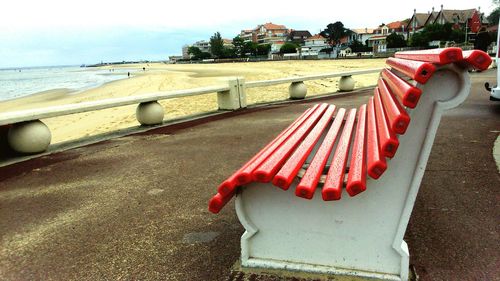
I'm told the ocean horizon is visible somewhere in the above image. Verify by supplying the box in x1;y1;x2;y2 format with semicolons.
0;65;135;102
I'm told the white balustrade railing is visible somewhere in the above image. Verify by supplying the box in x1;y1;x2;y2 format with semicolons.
0;68;382;154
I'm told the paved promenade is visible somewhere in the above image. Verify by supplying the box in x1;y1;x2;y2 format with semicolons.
0;70;499;281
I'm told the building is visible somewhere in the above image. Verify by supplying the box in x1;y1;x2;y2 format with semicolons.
368;20;408;49
300;34;330;57
408;6;486;36
374;21;407;38
168;56;183;63
182;45;190;59
433;6;483;33
367;35;387;52
240;30;254;42
240;22;290;44
270;41;286;53
192;40;210;53
407;8;439;34
223;39;234;49
351;28;376;45
287;30;312;45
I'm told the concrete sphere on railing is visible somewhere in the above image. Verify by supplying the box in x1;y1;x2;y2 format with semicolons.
7;120;51;154
338;76;355;92
136;101;165;125
289;82;307;100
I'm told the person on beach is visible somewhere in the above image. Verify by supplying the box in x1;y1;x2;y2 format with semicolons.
128;72;130;78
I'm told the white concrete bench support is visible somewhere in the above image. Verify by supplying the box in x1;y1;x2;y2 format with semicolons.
234;64;471;281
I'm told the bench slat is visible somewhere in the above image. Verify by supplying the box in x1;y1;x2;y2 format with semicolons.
217;106;318;197
367;97;387;179
462;50;492;71
252;103;329;182
385;57;436;84
346;104;368;196
322;108;357;201
377;78;411;134
208;190;235;214
295;108;346;199
233;105;322;186
374;88;399;158
273;105;336;190
381;69;422;109
395;47;463;64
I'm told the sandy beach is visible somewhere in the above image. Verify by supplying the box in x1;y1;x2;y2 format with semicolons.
0;59;386;144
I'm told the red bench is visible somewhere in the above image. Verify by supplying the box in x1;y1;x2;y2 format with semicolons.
208;48;491;280
209;48;490;214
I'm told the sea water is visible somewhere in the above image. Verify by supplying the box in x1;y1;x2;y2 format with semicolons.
0;66;133;102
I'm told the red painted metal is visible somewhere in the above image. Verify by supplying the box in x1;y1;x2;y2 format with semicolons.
295;108;346;199
217;106;317;197
252;103;329;182
208;48;472;214
208;191;234;214
386;57;436;84
395;47;463;64
374;88;399;158
346;104;367;197
366;97;387;179
381;69;422;108
377;78;410;134
322;108;357;201
273;105;336;190
462;50;493;71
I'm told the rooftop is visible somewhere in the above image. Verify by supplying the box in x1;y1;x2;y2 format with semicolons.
306;34;326;40
352;28;375;34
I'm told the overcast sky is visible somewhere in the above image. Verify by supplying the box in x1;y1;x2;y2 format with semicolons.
0;0;496;68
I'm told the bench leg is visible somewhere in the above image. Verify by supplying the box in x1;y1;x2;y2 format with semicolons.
236;182;408;281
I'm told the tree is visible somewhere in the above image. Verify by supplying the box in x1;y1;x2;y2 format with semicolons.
320;21;352;46
424;23;452;41
386;33;407;48
486;0;500;25
187;46;211;60
232;36;245;57
408;23;459;47
242;41;259;56
280;43;298;54
222;47;237;59
349;40;368;52
256;44;271;56
409;32;429;47
187;46;202;58
209;32;224;58
199;52;212;60
449;29;465;44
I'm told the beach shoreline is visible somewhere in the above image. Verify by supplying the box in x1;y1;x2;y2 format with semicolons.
0;59;386;144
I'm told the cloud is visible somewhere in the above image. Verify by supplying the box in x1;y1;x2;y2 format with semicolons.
0;0;495;67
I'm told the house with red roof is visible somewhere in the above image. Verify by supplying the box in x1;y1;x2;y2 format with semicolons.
300;34;332;57
367;20;407;52
239;22;290;44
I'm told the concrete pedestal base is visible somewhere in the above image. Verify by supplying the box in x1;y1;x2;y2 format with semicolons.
289;82;307;99
136;101;165;125
7;120;51;154
338;76;355;91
